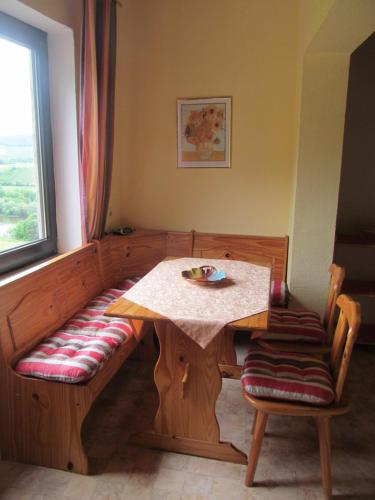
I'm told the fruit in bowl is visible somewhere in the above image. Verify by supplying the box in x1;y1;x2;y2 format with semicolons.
181;265;227;284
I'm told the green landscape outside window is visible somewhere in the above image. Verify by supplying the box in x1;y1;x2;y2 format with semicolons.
0;12;56;274
0;37;44;251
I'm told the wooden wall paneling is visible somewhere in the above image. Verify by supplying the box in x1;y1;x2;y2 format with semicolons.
95;237;116;289
193;232;288;281
56;245;104;318
107;230;167;279
166;231;194;257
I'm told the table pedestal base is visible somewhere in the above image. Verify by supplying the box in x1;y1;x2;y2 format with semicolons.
131;322;247;465
131;431;247;464
217;327;242;379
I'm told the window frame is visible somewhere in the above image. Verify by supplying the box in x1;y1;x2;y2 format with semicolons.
0;12;57;274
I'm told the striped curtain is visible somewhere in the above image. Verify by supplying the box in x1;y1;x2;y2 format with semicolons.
79;0;117;242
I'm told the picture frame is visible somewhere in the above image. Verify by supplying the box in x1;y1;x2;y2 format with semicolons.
177;97;231;168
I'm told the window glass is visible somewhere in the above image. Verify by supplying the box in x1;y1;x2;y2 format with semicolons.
0;38;46;251
0;13;56;274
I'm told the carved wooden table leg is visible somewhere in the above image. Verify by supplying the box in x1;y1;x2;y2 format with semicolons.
217;327;242;379
131;321;247;464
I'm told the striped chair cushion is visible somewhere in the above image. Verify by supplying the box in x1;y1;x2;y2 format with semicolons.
270;280;289;307
241;347;335;406
15;283;138;384
252;308;328;343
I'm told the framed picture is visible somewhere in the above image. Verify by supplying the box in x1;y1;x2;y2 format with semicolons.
177;97;231;168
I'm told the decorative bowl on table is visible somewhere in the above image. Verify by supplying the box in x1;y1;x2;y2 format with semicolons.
181;265;227;286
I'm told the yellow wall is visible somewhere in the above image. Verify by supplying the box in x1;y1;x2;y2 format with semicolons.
12;0;375;314
110;0;301;235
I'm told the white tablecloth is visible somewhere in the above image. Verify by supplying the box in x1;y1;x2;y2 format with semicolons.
123;257;271;348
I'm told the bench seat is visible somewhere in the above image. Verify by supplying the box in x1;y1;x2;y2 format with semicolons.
15;278;141;384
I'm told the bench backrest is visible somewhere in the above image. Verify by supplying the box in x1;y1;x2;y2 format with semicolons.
100;231;167;289
166;231;288;281
0;229;288;364
193;232;288;281
0;243;103;363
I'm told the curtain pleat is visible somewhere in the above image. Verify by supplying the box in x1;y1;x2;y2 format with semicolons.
80;0;117;242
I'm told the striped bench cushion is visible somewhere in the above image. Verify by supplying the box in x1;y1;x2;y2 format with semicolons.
270;280;289;307
252;308;328;343
15;280;140;384
117;276;141;291
84;278;141;311
241;347;334;406
57;305;133;344
84;288;126;311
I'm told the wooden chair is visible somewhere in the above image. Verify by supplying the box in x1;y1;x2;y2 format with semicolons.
254;264;345;353
242;294;361;500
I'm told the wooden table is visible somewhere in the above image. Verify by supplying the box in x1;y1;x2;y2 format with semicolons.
106;280;269;465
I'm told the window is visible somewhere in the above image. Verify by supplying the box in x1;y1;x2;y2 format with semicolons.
0;12;56;274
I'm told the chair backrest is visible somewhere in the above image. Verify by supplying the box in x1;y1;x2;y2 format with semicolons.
324;263;345;340
329;294;361;403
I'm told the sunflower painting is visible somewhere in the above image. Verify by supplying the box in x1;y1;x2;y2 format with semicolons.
177;97;231;168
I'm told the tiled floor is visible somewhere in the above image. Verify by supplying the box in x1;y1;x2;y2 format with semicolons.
1;337;375;499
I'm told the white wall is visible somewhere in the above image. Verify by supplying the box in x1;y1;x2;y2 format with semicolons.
289;53;350;312
288;0;375;314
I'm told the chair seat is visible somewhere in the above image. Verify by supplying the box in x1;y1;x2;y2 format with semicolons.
252;308;328;343
15;279;140;384
241;347;335;406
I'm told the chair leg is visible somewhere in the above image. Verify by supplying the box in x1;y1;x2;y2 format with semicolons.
316;416;332;500
245;410;268;487
251;410;258;435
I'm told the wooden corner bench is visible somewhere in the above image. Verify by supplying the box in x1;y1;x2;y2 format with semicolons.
0;232;165;474
0;229;288;474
